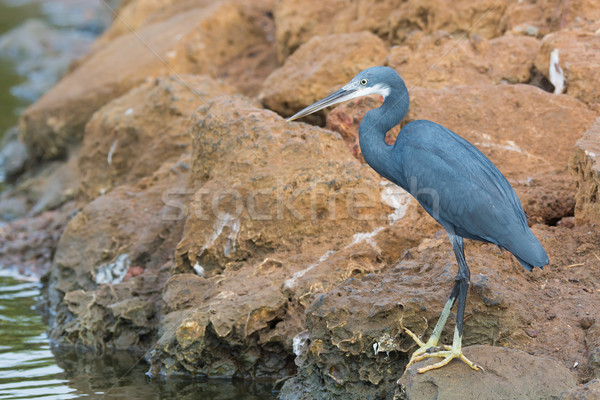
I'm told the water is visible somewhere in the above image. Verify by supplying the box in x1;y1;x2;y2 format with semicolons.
0;275;278;399
0;0;39;135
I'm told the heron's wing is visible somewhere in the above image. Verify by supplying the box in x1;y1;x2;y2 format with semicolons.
392;120;527;244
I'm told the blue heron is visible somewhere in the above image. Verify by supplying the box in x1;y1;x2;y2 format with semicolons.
287;66;549;373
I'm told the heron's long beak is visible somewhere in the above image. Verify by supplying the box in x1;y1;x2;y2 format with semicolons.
287;88;358;122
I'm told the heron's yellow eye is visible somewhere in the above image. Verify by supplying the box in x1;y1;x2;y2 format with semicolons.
360;78;368;85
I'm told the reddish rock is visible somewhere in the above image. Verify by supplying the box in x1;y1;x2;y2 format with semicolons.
175;95;389;279
20;1;276;161
571;118;600;225
124;266;144;280
12;0;600;392
78;75;235;200
502;0;600;38
48;157;188;350
147;95;441;379
274;0;508;61
398;346;577;400
93;0;185;47
279;223;600;398
535;30;600;104
259;31;388;122
389;33;540;88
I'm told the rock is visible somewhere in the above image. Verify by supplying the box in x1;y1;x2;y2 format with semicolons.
280;221;600;398
147;95;407;378
389;33;540;88
397;346;577;400
0;127;29;182
0;151;80;218
280;245;538;399
11;0;600;391
47;157;188;349
0;196;28;221
0;204;75;278
259;31;388;122
0;19;95;102
175;95;388;278
585;321;600;378
571;118;600;225
559;380;600;400
326;84;596;224
535;30;600;104
30;0;116;33
161;273;215;314
502;0;600;38
274;0;507;61
93;0;178;46
78;75;235;200
20;1;276;161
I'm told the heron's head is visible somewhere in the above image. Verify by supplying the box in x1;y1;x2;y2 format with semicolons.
287;66;403;122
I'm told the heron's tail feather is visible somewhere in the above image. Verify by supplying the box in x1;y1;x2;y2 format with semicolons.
510;232;549;271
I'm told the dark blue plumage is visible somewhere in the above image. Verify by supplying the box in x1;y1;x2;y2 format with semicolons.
355;67;548;271
288;66;549;373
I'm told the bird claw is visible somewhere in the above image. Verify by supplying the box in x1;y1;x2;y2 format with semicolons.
403;327;478;373
411;348;480;373
403;327;451;368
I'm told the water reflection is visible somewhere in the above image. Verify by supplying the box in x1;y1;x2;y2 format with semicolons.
0;275;277;399
0;276;76;399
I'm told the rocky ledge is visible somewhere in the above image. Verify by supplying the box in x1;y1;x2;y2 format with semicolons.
1;0;600;399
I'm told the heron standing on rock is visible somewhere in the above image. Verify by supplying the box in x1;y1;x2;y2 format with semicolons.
287;66;549;373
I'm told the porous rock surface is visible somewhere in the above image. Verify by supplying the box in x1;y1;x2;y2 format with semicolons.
571;118;600;225
2;0;600;398
397;346;577;400
535;30;600;104
259;31;388;122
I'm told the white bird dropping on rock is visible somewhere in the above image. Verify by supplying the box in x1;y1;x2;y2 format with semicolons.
549;49;565;95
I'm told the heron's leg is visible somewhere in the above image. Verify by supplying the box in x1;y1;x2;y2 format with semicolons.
403;280;458;366
405;234;480;373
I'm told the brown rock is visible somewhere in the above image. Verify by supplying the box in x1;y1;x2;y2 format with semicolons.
259;31;388;122
398;346;577;400
280;222;600;398
535;30;600;104
0;204;75;278
571;118;600;225
274;0;508;61
20;1;275;161
93;0;187;47
151;269;294;378
48;156;188;349
147;95;441;379
389;33;540;88
78;75;235;200
585;322;600;379
559;380;600;400
502;0;600;38
161;273;215;314
175;95;388;279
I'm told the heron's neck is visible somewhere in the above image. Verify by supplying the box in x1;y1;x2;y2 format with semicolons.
358;90;408;179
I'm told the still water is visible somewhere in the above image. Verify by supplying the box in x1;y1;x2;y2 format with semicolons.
0;0;38;134
0;275;277;399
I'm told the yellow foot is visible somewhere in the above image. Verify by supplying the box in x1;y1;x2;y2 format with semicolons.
409;347;480;373
403;327;479;373
403;327;451;368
